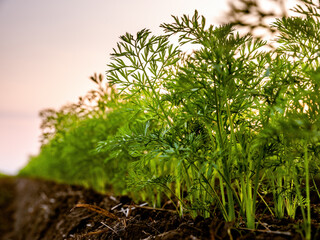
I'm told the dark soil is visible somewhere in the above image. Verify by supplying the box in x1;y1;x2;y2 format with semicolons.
0;177;319;240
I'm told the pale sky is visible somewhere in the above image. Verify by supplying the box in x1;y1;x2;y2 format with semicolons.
0;0;229;174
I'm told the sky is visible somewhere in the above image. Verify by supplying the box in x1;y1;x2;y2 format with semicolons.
0;0;230;174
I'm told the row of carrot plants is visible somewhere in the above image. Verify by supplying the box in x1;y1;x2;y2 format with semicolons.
20;1;320;238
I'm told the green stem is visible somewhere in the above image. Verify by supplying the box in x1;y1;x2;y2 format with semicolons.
304;142;311;240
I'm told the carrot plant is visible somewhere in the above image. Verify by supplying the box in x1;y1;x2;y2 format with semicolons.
102;0;320;233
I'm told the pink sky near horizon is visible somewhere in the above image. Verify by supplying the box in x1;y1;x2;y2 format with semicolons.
0;0;229;174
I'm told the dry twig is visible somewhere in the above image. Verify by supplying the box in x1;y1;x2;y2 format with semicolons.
123;204;177;213
74;203;119;220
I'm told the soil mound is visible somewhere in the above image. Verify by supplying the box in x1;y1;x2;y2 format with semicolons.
0;177;313;239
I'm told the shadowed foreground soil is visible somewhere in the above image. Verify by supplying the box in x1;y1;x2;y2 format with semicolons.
1;177;320;239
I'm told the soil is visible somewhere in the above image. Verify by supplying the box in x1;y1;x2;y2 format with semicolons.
0;177;320;240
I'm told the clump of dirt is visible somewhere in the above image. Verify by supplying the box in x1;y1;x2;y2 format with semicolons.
0;177;319;239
